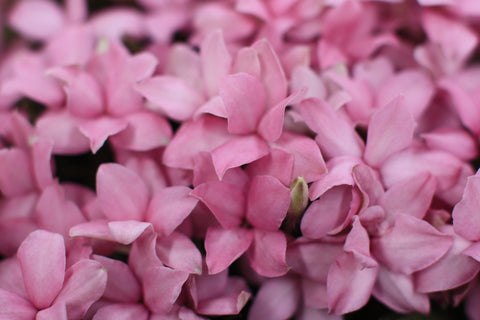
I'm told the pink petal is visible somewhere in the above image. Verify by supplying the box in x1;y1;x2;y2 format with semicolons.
371;214;454;275
201;30;232;98
78;117;128;154
376;70;434;120
301;185;357;239
220;72;266;135
109;112;172;151
8;0;64;40
45;26;94;66
93;303;149;320
69;220;115;242
0;149;34;197
258;88;306;142
422;127;478;161
128;231;162;280
156;232;203;274
232;47;261;78
135;76;204;121
163;116;231;170
246;175;290;231
453;172;480;241
352;163;384;207
194;96;227;119
248;277;300;320
415;226;480;293
35;184;86;238
142;266;189;314
205;227;253;274
245;149;294;186
373;266;430;314
146;186;198;237
191;181;245;229
378;172;436;223
89;8;146;41
211;135;269;179
0;288;36;320
165;44;202;91
30;139;54;190
17;230;66;309
252;39;287;108
299;98;364;159
247;229;289;277
108;221;152;245
96;163;149;221
54;259;107;319
272;131;328;183
364;97;415;167
36;302;67;320
92;255;141;303
48;67;104;118
0;257;27;298
196;277;251;315
35;111;90;155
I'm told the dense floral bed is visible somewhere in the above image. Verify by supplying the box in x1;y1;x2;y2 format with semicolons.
1;0;480;319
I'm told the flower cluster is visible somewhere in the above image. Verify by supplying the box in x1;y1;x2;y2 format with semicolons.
1;0;480;319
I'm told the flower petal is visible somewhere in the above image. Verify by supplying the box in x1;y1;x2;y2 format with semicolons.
17;230;66;309
156;232;203;274
247;229;289;277
78;117;128;154
0;288;37;320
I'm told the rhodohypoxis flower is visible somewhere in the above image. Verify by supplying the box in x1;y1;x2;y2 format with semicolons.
0;229;107;319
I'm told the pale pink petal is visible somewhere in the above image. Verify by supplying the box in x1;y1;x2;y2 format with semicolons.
371;214;454;275
8;0;64;40
246;175;290;231
31;139;54;190
35;111;90;155
92;255;141;303
136;76;204;121
373;266;430;314
156;231;202;274
453;172;480;241
422;127;478;161
69;220;115;242
377;70;434;120
299;98;364;159
205;226;253;274
290;66;327;101
364;97;415;167
201;30;232;98
252;39;287;108
96;163;149;221
352;163;384;207
328;220;378;316
0;288;36;320
89;8;146;40
163;116;231;170
422;10;478;66
46;26;94;66
299;307;343;320
378;172;436;223
309;156;361;201
247;229;289;277
35;184;86;238
93;303;149;320
287;240;343;282
272;131;328;183
109;112;172;151
165;44;202;91
416;226;480;293
128;231;162;280
0;149;34;197
0;257;27;298
54;259;107;319
48;67;104;118
220;72;266;135
146;186;198;237
142;266;189;314
249;277;299;320
236;0;270;20
301;186;357;239
211;135;269;179
78;117;128;154
17;230;65;309
245;148;294;186
196;277;251;315
194;96;227;119
191;181;245;229
380;148;463;192
108;221;152;245
302;278;328;309
232;47;261;78
0;218;39;257
36;302;67;320
258;88;306;142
